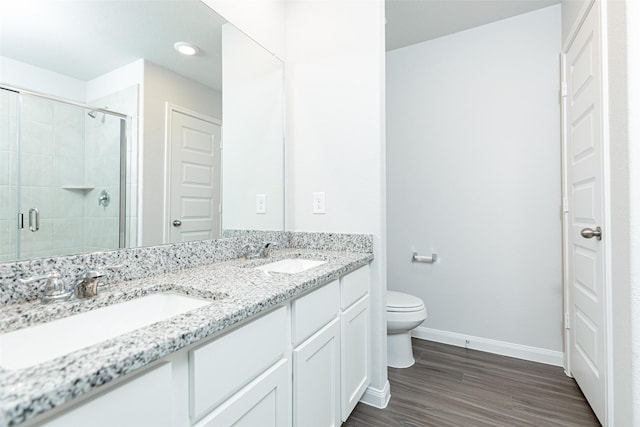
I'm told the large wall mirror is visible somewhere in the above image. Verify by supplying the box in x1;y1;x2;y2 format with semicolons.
0;0;285;262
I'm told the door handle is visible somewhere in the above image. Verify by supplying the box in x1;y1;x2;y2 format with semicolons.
28;208;40;232
580;226;602;240
172;220;182;227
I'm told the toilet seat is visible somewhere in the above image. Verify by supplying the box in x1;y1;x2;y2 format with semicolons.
386;290;425;312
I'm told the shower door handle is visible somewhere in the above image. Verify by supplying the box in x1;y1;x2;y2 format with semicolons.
28;208;40;232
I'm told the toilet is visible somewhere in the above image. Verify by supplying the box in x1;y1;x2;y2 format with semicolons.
386;290;428;368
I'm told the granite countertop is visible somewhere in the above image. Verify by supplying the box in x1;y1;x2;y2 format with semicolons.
0;248;373;427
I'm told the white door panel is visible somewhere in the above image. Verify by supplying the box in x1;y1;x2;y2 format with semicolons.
563;2;606;424
168;109;221;243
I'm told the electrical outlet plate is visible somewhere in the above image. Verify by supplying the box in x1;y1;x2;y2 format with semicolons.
313;192;325;214
255;194;266;214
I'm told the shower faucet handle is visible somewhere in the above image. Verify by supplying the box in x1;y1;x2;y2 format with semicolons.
98;189;111;207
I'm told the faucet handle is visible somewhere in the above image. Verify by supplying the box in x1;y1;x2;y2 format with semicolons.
19;270;72;304
81;270;105;280
18;270;61;284
92;264;125;292
97;264;126;290
242;244;257;259
262;241;278;257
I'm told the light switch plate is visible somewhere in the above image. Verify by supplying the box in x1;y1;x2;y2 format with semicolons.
256;194;266;214
313;192;325;214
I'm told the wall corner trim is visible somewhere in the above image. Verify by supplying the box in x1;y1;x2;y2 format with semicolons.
413;327;564;367
358;381;391;409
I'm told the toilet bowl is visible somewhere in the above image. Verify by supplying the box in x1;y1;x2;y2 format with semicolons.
386;290;427;368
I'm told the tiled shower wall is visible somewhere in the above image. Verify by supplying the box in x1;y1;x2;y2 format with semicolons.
86;85;138;252
83;112;121;252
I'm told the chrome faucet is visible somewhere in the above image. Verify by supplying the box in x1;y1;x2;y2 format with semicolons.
19;270;72;304
261;241;277;257
243;242;277;259
19;265;122;304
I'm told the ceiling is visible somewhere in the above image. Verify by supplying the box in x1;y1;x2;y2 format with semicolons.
0;0;226;91
0;0;562;89
385;0;560;51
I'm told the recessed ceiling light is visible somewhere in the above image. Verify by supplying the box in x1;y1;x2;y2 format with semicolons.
174;42;199;56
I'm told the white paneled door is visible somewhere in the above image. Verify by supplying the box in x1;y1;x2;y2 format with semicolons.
168;108;221;243
563;3;607;424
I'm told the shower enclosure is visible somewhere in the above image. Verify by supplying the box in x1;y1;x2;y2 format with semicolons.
0;86;128;262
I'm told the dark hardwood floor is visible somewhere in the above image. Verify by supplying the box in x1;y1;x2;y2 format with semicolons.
343;339;600;427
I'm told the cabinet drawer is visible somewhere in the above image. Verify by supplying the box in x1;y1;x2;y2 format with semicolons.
292;280;339;346
190;306;287;421
41;363;172;427
340;265;369;310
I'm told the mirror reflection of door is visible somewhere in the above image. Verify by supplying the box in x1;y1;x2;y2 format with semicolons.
167;107;221;243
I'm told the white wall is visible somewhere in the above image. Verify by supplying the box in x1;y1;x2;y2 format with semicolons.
603;0;637;424
627;0;640;422
140;61;222;246
0;56;86;101
285;0;388;406
202;0;286;57
221;23;284;231
387;6;563;360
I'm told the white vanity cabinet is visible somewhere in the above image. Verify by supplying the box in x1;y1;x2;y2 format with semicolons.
291;265;371;427
292;280;341;427
30;263;371;427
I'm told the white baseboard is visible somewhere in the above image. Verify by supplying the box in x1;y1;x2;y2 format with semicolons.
412;326;564;367
358;381;390;409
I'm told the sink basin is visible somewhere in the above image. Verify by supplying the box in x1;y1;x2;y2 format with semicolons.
255;258;326;274
0;293;211;370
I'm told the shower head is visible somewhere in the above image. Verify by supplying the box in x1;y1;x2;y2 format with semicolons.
88;110;97;118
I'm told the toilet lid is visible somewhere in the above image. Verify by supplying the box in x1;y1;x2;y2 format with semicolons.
386;291;425;312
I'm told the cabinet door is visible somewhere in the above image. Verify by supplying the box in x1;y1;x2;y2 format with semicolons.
41;363;173;427
293;317;340;427
194;358;291;427
341;295;370;421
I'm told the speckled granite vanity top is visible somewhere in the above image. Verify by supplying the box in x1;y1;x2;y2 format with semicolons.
0;248;372;426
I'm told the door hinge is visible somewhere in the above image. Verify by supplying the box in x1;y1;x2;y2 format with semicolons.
17;212;24;229
562;197;569;214
564;312;571;330
560;81;568;98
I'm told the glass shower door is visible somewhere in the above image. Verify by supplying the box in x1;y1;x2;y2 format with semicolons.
18;93;60;259
0;87;127;262
0;88;19;261
18;93;126;259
